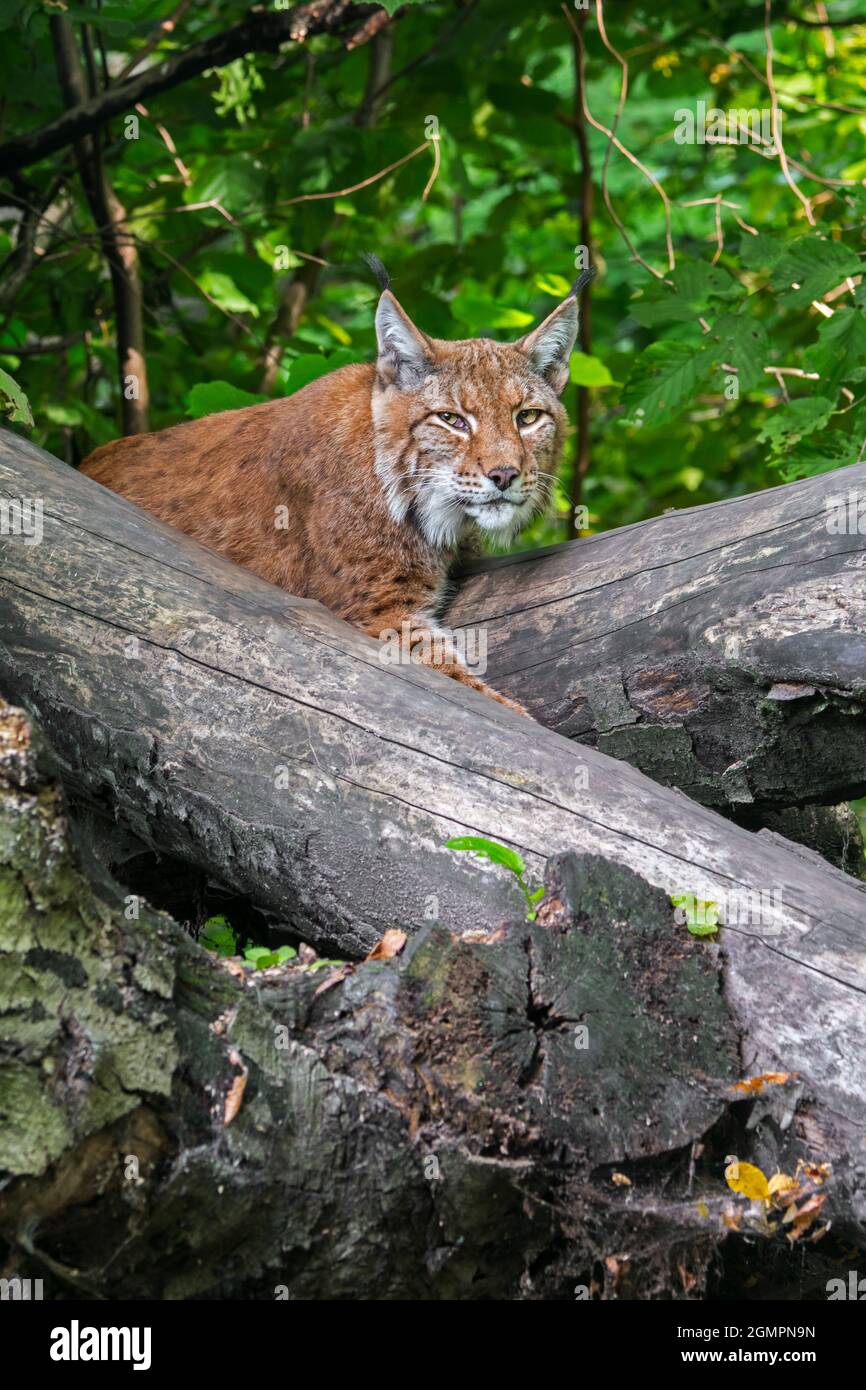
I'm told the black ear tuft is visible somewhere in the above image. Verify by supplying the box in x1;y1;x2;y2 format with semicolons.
363;252;391;292
569;264;597;299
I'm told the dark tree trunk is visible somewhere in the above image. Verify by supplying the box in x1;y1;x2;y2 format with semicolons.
50;16;150;435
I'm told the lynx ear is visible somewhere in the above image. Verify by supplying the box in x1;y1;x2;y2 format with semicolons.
516;296;579;395
516;268;594;394
375;290;432;387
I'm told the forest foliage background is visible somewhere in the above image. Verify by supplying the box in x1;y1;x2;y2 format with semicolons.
3;0;866;542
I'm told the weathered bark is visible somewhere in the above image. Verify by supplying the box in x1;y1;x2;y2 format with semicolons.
0;428;865;1268
0;704;862;1300
448;464;866;813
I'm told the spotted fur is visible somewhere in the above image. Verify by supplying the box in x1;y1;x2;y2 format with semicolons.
81;282;582;713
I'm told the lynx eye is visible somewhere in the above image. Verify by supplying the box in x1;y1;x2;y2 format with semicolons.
517;408;542;427
436;411;469;432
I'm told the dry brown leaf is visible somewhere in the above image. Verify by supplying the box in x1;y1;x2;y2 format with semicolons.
223;1048;248;1126
313;963;353;997
730;1071;798;1094
461;925;508;944
365;928;408;961
783;1193;826;1225
798;1160;831;1184
786;1212;817;1243
220;957;246;981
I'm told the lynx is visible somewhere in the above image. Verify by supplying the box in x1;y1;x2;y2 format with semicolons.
82;265;590;715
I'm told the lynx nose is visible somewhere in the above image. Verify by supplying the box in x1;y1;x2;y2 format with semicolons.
487;466;519;492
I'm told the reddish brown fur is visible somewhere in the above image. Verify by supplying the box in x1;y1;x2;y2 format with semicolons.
81;288;580;712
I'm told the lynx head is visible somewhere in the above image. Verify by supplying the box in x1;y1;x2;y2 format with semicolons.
370;269;590;549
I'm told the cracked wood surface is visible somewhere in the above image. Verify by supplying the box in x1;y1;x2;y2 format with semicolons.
0;431;864;1193
448;464;866;811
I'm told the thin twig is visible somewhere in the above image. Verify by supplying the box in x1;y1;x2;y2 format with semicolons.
563;1;674;280
275;141;429;206
765;0;816;224
134;103;191;185
115;0;194;82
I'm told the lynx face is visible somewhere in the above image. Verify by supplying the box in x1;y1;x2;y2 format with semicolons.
371;288;579;549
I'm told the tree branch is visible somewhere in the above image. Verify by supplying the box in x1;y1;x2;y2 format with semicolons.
0;1;377;178
50;15;149;434
781;7;866;24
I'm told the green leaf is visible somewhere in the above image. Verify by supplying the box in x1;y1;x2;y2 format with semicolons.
445;835;526;877
805;305;866;398
197;270;260;318
200;916;238;957
671;893;719;937
529;886;545;903
687;919;719;939
630;296;697;327
185;381;267;418
772;238;861;308
758;396;835;449
378;0;426;11
186;155;264;213
671;261;741;304
707;313;769;392
631;263;741;329
536;273;572;298
243;945;273;966
774;432;859;481
242;942;296;968
569;352;615;387
450;287;533;333
620;341;713;425
0;365;33;427
281;348;362;395
738;231;785;272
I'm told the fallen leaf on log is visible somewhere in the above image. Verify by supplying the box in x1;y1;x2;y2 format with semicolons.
725;1158;770;1202
783;1193;827;1242
223;1049;248;1126
731;1071;798;1094
365;928;408;961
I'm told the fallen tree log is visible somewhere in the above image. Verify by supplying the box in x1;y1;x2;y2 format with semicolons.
0;706;862;1299
0;430;865;1269
449;464;866;813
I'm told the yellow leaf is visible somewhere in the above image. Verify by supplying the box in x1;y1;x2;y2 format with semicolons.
767;1171;799;1199
725;1158;770;1201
